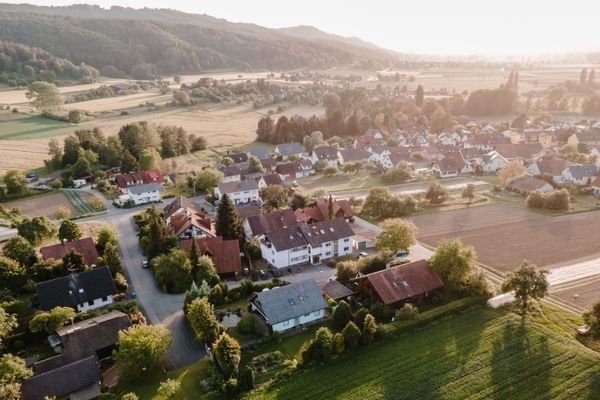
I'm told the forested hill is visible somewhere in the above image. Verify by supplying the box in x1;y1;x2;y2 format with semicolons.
0;3;397;77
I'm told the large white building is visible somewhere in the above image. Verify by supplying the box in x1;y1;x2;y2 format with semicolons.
116;182;162;206
260;218;354;269
214;180;260;205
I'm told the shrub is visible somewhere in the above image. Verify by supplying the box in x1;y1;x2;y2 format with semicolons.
332;332;345;354
333;300;353;329
238;365;255;392
395;303;418;321
336;261;358;284
353;308;369;330
526;190;544;208
362;314;377;345
369;302;395;322
236;314;255;335
306;327;333;363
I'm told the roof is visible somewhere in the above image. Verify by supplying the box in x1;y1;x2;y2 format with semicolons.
56;311;130;361
566;164;598;179
236;204;262;220
319;280;354;300
339;149;371;162
40;237;99;266
115;169;163;188
217;179;258;194
357;259;444;304
533;158;572;176
312;146;339;160
180;237;242;275
264;218;354;252
21;356;101;400
261;174;284;186
494;143;543;160
167;207;212;237
509;176;552;193
35;267;116;311
275;142;305;156
246;209;299;236
254;279;327;324
221;164;246;177
294;198;354;224
126;182;163;195
573;130;600;143
435;157;463;173
248;148;270;159
227;152;249;163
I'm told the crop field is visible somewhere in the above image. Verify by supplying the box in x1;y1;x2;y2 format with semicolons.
2;191;80;219
246;308;600;400
0;116;77;140
408;203;600;272
554;278;600;310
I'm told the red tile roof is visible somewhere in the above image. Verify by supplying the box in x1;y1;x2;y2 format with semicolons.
180;237;242;275
356;259;444;304
40;237;99;266
167;207;213;237
294;198;354;223
115;169;163;188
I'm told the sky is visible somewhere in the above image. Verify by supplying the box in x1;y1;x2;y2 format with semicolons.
3;0;600;55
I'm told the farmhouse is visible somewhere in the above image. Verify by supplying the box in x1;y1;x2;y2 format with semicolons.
353;259;444;306
180;237;242;277
260;218;354;269
561;164;598;185
251;279;328;333
509;176;553;195
214;180;260;205
35;266;116;312
40;237;99;267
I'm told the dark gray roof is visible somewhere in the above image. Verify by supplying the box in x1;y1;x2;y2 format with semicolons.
247;209;299;236
312;146;338;160
265;218;354;251
255;279;327;325
127;182;163;195
248;148;270;159
339;149;371;162
21;355;101;400
217;179;258;193
35;267;116;311
566;164;597;179
227;152;249;163
275;143;305;156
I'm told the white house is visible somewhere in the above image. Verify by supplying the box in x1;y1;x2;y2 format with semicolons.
274;143;306;160
251;279;328;333
215;180;260;205
431;158;462;178
480;152;509;173
311;146;339;167
260;218;354;269
527;158;572;184
116;182;162;206
561;164;598;186
591;147;600;167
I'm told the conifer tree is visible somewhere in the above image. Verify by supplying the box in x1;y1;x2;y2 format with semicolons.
215;193;244;242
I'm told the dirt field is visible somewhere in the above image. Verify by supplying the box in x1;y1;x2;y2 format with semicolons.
554;278;600;309
409;203;600;273
2;192;79;219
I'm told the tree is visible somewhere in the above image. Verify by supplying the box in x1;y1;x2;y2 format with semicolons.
46;138;63;170
526;190;545;209
114;324;172;380
415;85;424;107
0;307;17;348
58;220;81;242
381;162;412;184
332;332;345;354
192;254;219;287
583;300;600;338
212;332;241;379
341;321;361;349
190;135;207;151
157;379;181;398
327;195;334;219
29;307;76;333
323;165;338;177
2;235;37;268
68;110;81;124
121;393;139;400
498;160;526;186
375;218;417;252
17;216;56;245
333;300;353;329
425;181;449;204
187;297;220;345
138;149;161;171
247;156;264;173
543;189;570;211
96;226;117;255
26;81;63;110
54;206;72;220
172;90;190;106
215;193;244;242
336;261;357;285
429;239;476;291
307;327;333;362
502;262;549;315
362;314;377;345
194;169;223;195
238;365;255;392
0;354;32;400
260;185;288;209
362;187;416;220
122;150;138;172
103;243;123;276
3;170;28;195
290;193;307;210
0;257;27;293
154;249;192;293
461;184;476;204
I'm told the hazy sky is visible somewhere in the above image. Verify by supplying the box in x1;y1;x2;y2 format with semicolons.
4;0;600;55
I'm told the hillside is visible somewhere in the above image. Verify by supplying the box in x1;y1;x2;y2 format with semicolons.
0;3;397;76
278;25;384;51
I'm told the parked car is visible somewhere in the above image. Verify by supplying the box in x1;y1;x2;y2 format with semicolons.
358;252;368;258
270;268;281;278
142;261;149;269
258;269;269;280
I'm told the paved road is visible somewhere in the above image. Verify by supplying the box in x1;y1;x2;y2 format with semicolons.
0;227;17;242
329;177;490;200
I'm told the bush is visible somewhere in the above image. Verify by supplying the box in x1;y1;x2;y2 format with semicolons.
238;365;255;392
395;303;418;320
353;308;369;330
236;314;255;335
358;252;391;274
362;314;377;345
526;190;544;208
341;321;361;350
332;332;345;354
369;302;395;322
306;327;333;363
333;300;353;329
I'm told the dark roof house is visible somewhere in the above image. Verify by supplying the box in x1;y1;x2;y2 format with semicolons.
246;209;299;236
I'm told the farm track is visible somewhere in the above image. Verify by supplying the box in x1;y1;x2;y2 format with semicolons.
63;189;95;214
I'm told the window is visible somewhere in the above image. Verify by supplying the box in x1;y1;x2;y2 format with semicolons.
344;238;350;242
101;296;108;302
344;247;350;252
304;313;310;317
283;320;289;326
88;299;95;306
325;243;331;247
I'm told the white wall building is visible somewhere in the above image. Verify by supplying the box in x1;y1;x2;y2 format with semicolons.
214;180;260;205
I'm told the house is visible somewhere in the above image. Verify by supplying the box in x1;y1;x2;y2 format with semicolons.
353;259;444;305
260;218;354;269
527;158;572;184
480;152;509;173
214;180;260;205
562;164;598;185
180;237;242;277
592;147;600;167
591;176;600;196
275;160;314;181
294;198;354;224
244;209;299;240
508;176;553;195
367;145;392;165
493;143;544;163
35;266;116;312
431;158;462;178
114;169;162;189
353;129;384;150
311;146;339;167
258;174;284;189
226;152;249;164
166;206;214;240
297;159;315;177
337;149;371;165
116;182;163;206
236;204;262;220
538;131;556;148
274;143;305;160
464;133;506;151
319;280;354;301
251;279;328;333
40;237;99;267
21;356;101;400
567;130;600;148
221;164;245;183
248;148;271;159
260;158;278;172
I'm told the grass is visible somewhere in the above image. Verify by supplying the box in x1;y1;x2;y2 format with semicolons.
298;172;381;193
63;189;100;214
0;116;77;140
244;306;600;400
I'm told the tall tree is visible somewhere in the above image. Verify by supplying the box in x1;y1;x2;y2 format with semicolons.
461;184;476;204
375;218;417;252
2;235;37;268
260;185;288;209
502;261;549;315
62;250;86;273
3;170;28;195
187;297;220;345
16;216;56;245
114;324;172;380
0;307;17;348
154;249;192;293
327;195;334;219
498;160;526;186
212;332;241;379
58;220;82;242
429;239;476;291
215;193;244;242
425;181;449;204
103;243;123;276
26;81;63;110
415;85;425;107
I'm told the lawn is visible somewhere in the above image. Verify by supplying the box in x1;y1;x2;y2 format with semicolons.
298;172;381;193
0;116;77;140
245;307;600;400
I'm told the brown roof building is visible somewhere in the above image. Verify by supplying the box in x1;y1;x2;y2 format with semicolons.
294;198;354;224
245;209;299;237
40;237;99;266
354;259;444;305
180;237;242;276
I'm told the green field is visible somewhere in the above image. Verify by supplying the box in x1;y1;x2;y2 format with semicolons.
0;116;78;139
245;307;600;400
